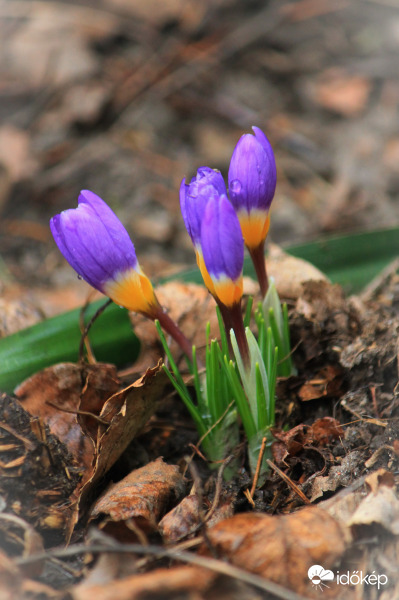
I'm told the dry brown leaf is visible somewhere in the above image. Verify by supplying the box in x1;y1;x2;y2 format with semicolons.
158;493;201;543
14;361;170;539
206;506;347;597
308;417;344;447
309;451;364;502
348;469;399;534
71;363;170;537
72;565;216;600
298;366;344;402
159;491;235;543
15;362;120;475
267;243;329;299
90;457;185;535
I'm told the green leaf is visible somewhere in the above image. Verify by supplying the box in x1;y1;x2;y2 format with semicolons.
285;227;399;294
0;301;140;393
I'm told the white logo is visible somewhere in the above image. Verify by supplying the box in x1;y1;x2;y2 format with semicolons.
308;565;334;591
308;564;388;592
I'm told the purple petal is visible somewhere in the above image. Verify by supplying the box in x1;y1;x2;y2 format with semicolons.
252;126;276;176
228;128;276;213
50;190;138;292
201;195;244;282
180;167;228;247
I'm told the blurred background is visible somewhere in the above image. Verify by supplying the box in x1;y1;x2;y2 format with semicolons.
1;0;399;314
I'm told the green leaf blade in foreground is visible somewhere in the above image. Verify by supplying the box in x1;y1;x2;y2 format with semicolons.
0;301;140;393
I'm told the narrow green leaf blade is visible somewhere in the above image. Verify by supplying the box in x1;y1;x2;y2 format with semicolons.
0;301;140;393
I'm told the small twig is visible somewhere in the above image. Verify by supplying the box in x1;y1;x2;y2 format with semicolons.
266;460;311;505
45;401;110;426
15;542;311;600
243;488;255;508
250;436;268;497
187;444;209;465
369;385;381;418
79;299;113;362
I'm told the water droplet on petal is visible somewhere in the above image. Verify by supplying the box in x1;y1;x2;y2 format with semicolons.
77;275;82;280
230;179;242;194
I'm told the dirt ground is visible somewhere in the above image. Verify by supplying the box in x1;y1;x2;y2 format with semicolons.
1;1;399;599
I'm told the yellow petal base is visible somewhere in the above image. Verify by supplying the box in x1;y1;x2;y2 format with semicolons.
213;275;243;307
196;248;242;307
196;249;216;297
238;210;270;250
103;267;157;315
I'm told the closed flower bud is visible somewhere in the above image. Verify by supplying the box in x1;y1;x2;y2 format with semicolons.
180;167;228;297
228;126;276;250
201;194;244;308
50;190;158;316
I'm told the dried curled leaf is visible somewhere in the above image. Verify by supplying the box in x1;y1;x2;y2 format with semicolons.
91;457;185;535
15;362;120;475
206;506;347;597
70;363;170;538
348;469;399;535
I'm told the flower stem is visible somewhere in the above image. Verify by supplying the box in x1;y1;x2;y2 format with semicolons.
229;302;250;367
248;243;268;297
152;305;193;361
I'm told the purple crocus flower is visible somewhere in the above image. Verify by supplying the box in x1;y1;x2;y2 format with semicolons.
180;167;228;298
228;126;276;251
201;194;244;308
180;168;247;358
50;190;158;316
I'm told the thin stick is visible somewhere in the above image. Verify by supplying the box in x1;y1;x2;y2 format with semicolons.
266;460;311;505
79;299;113;362
250;436;268;497
15;542;310;600
45;401;109;426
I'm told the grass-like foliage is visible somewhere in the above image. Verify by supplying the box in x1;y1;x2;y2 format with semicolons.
155;316;240;481
157;285;293;485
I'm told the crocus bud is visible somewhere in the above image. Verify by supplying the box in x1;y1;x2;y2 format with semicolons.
201;194;244;308
50;190;158;317
228;126;276;250
180;167;228;297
